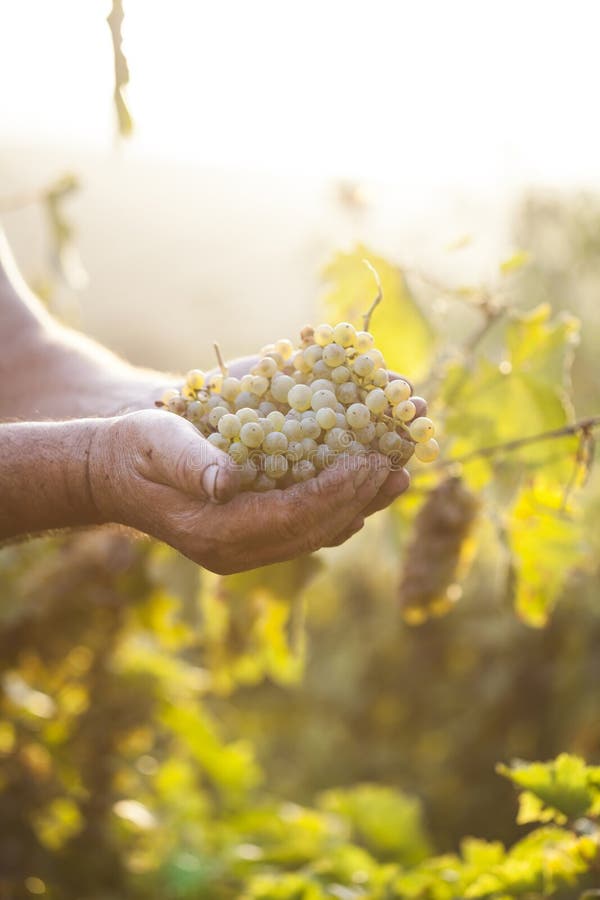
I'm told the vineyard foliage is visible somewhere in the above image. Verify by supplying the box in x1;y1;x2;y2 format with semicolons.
2;195;600;897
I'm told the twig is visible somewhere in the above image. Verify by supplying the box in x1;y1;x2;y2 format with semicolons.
362;259;383;331
436;415;600;469
213;342;228;377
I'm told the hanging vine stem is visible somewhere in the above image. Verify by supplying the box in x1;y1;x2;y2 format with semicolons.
361;259;383;331
434;415;600;470
213;342;229;377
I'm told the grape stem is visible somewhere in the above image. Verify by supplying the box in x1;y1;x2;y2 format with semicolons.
361;259;383;331
213;342;229;377
436;415;600;468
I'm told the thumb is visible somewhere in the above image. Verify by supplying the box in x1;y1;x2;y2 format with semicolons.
130;410;240;503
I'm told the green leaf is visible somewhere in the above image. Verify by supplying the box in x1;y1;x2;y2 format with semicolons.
497;754;600;820
322;245;436;381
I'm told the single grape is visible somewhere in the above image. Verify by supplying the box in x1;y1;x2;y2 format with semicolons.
240;422;264;448
263;351;285;369
375;421;388;438
292;460;317;482
331;365;350;384
371;369;389;388
355;423;376;444
379;431;402;455
326;427;351;452
240;373;254;391
250;375;269;396
259;401;277;416
409;417;435;443
186;400;205;421
206;373;223;393
311;359;332;379
258;417;275;436
347;440;367;455
161;387;181;405
275;338;294;360
234;391;259;411
167;396;187;415
315;406;337;430
336;382;360;405
393;400;417;422
335;412;347;429
300;324;316;345
301;417;321;440
323;343;347;367
263;431;288;455
287;441;305;462
271;374;296;403
217;413;241;439
303;345;323;369
207;432;230;452
254;357;278;379
365;388;387;415
310;378;335;393
301;437;318;457
288;384;313;411
237;407;260;425
333;322;357;347
181;384;197;401
345;403;371;429
282;419;303;441
207;394;226;410
311;389;337;412
186;369;205;390
314;323;335;346
208;405;230;428
267;410;286;431
264;454;288;479
356;330;375;352
414;438;440;462
221;376;242;401
365;348;385;369
292;349;311;373
352;354;375;378
229;441;249;464
385;380;411;404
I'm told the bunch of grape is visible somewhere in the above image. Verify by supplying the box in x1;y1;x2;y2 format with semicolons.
159;322;439;492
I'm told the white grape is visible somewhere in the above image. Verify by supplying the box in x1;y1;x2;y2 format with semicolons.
365;388;387;415
315;407;337;430
310;378;335;393
250;375;269;396
333;322;357;347
356;331;375;352
264;454;288;479
254;357;278;379
259;401;277;416
352;354;375;378
323;343;347;367
217;413;241;439
355;423;376;445
314;323;335;346
161;388;181;405
409;417;435;443
314;444;334;470
336;382;360;405
240;422;264;448
167;396;187;415
371;369;389;388
258;418;275;437
206;373;223;393
378;431;402;455
393;400;417;422
292;460;316;482
326;427;351;451
365;348;385;369
292;349;311;373
347;440;367;455
311;389;337;412
301;437;318;457
301;417;321;440
263;431;288;455
208;405;229;428
237;407;260;425
414;438;440;462
207;432;230;452
271;374;296;403
234;391;259;411
220;377;242;401
345;403;371;430
331;365;350;384
385;380;411;404
275;338;294;360
282;419;303;441
267;410;286;431
228;441;249;464
311;360;331;379
288;384;313;411
303;345;323;369
186;369;205;390
287;441;304;462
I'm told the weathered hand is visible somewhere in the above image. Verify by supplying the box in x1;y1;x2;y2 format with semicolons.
89;409;409;574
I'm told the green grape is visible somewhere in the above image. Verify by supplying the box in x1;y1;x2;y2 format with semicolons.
262;351;285;369
250;375;269;396
239;460;258;487
240;422;264;448
181;383;197;401
292;349;310;373
186;369;205;390
409;416;435;442
286;441;304;462
267;410;286;430
275;337;294;360
292;460;316;482
323;343;347;367
385;380;411;404
217;413;241;439
333;321;357;347
315;407;337;430
229;441;249;464
240;373;254;391
365;348;385;369
310;378;335;393
356;330;375;352
207;432;230;451
254;357;278;379
336;382;360;405
208;405;230;428
263;431;288;455
325;427;351;451
355;423;376;444
271;374;296;403
414;438;440;462
207;394;225;410
365;388;387;415
234;391;259;410
258;400;277;416
371;368;389;388
258;418;275;436
310;389;337;411
331;365;350;384
303;345;323;370
264;454;288;479
206;373;223;393
237;406;260;425
393;399;417;422
314;323;334;346
220;376;242;401
375;421;388;438
186;400;205;421
301;437;318;457
311;359;332;379
352;354;375;378
288;384;313;411
282;419;303;441
301;417;321;440
335;412;347;429
346;403;371;429
379;431;402;455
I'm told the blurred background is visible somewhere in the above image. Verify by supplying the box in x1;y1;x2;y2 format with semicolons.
3;3;600;899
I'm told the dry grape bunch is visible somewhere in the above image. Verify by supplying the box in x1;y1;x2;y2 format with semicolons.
158;322;439;492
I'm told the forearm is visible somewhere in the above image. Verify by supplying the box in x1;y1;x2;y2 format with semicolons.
0;419;104;541
0;232;168;420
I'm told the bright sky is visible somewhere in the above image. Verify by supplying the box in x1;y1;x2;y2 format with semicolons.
2;0;600;188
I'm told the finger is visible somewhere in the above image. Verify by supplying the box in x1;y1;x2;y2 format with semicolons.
128;409;240;503
361;467;410;517
323;514;365;547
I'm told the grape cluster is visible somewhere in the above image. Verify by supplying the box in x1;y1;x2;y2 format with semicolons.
159;322;439;492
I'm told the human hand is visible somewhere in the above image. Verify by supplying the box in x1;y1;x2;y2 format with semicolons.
89;408;410;574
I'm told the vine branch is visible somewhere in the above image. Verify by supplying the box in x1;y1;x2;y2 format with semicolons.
437;415;600;469
362;259;383;331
